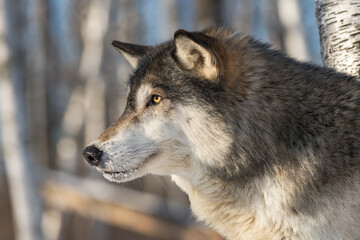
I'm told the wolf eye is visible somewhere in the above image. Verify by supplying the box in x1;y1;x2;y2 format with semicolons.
147;95;162;107
153;95;161;103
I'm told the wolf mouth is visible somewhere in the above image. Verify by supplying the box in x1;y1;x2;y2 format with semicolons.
104;167;138;176
102;150;161;181
102;167;139;181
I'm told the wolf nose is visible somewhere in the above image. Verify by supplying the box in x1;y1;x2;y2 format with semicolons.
83;146;102;166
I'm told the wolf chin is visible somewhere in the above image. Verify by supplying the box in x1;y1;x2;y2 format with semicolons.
83;27;360;240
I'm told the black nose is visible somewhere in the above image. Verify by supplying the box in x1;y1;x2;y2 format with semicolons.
82;146;102;166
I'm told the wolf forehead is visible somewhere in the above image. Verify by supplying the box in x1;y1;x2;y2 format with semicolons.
128;47;181;92
124;42;225;106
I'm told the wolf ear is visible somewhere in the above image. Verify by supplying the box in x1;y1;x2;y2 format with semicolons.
174;30;219;80
111;41;151;68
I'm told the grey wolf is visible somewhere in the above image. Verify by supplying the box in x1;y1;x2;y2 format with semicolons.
83;27;360;240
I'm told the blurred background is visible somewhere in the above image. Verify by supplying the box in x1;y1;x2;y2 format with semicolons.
0;0;322;239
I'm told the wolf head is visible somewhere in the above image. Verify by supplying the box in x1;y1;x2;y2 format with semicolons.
83;28;260;183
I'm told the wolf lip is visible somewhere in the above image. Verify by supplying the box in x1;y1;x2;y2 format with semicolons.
104;168;138;175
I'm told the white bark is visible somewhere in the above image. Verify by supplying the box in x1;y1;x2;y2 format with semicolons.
316;0;360;77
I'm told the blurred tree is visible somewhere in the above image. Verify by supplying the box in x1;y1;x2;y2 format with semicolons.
26;0;49;167
222;0;254;34
278;0;309;60
0;0;44;239
316;0;360;77
195;0;223;29
0;1;326;239
264;0;285;50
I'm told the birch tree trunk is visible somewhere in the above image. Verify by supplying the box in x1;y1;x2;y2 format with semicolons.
0;0;44;239
316;0;360;77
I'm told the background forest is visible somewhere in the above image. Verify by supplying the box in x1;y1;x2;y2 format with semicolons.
0;0;335;239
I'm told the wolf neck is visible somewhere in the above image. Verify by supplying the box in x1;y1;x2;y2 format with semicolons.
172;170;288;240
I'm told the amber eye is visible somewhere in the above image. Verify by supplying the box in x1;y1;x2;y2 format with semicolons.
153;95;161;103
147;95;162;107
